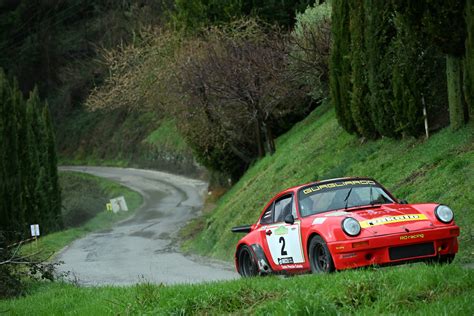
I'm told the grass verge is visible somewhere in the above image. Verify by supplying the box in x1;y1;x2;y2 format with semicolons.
1;264;472;315
184;103;474;263
20;171;142;259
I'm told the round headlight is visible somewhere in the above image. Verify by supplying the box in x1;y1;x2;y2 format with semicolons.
342;217;361;236
435;205;454;223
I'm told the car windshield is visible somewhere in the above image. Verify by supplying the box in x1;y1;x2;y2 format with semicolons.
298;181;395;217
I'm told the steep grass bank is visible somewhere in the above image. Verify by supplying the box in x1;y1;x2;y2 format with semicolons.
185;103;474;263
1;264;472;314
21;171;142;258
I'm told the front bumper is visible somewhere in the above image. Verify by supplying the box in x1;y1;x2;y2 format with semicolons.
328;226;459;270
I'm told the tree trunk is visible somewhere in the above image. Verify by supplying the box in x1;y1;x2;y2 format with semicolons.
446;55;466;129
255;119;264;158
263;121;275;155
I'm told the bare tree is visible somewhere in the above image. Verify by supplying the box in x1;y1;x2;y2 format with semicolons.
178;20;308;158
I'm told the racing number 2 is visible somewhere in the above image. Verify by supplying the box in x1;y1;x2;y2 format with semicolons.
279;237;288;256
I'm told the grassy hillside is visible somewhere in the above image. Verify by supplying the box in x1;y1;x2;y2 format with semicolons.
185;103;474;263
2;264;473;314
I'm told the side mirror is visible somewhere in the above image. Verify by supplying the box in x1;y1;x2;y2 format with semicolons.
284;214;295;225
399;199;408;204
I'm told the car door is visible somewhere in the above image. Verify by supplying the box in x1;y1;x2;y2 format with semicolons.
260;194;305;269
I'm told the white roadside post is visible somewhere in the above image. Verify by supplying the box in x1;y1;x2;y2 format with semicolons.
30;224;40;249
109;196;128;213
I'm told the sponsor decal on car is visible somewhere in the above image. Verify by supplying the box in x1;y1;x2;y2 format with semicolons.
281;264;303;269
278;257;294;265
275;226;289;236
400;233;424;240
303;180;376;194
360;214;428;228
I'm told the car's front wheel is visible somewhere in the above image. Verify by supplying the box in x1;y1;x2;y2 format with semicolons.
237;245;258;277
309;236;335;273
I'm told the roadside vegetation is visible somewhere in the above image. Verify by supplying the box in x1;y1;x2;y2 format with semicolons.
1;264;472;315
22;171;143;258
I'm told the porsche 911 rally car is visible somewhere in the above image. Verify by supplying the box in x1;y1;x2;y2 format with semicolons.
231;177;459;276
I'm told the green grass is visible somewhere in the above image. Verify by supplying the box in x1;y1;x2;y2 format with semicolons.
20;171;142;259
1;264;473;315
184;103;474;263
145;118;189;154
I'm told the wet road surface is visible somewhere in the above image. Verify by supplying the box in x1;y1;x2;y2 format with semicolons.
56;166;238;286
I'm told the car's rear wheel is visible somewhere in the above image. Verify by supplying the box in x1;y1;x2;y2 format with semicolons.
309;236;335;273
238;245;258;277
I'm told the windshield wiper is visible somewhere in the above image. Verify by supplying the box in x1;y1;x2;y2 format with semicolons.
344;188;353;210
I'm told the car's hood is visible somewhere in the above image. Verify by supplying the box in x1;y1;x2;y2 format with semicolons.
326;203;437;236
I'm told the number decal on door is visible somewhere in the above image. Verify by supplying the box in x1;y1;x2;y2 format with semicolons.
279;237;287;255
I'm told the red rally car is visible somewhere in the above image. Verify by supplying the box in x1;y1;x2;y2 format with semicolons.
231;177;459;277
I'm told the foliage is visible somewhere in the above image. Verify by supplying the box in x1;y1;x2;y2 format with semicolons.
364;0;397;137
1;264;473;314
18;171;142;260
330;0;458;138
171;0;316;31
330;0;357;135
349;0;377;139
392;0;469;130
183;103;474;264
290;1;332;101
0;233;59;299
0;70;62;241
466;0;474;119
174;20;311;179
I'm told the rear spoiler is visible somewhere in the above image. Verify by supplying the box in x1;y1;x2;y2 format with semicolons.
231;225;252;233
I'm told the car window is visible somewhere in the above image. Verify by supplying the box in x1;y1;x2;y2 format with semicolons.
260;204;274;225
274;196;293;223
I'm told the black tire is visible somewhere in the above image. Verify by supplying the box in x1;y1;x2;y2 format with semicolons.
237;245;259;277
309;236;335;273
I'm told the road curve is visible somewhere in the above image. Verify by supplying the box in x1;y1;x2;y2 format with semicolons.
56;166;238;286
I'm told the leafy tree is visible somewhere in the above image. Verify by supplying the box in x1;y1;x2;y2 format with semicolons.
290;1;332;101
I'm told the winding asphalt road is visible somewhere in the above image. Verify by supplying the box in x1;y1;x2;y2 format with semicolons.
56;166;238;286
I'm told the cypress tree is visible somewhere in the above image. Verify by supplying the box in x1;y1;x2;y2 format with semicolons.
330;0;358;134
365;0;398;137
25;94;41;227
395;0;468;129
0;70;8;237
465;0;474;117
42;102;62;231
3;79;22;238
349;0;378;139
